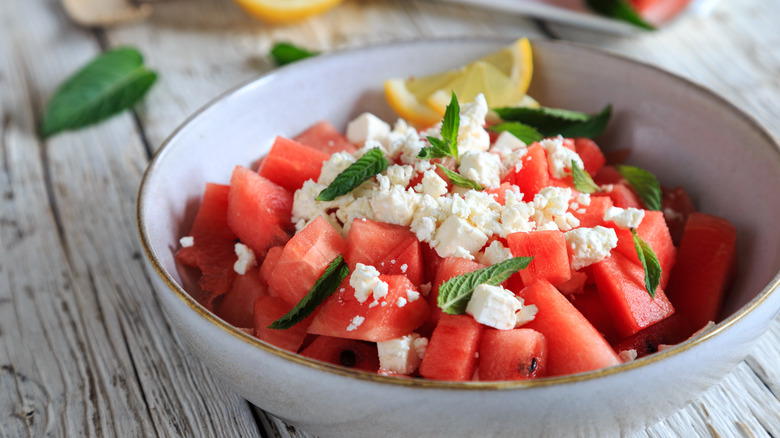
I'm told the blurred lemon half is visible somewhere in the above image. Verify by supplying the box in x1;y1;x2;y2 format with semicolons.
384;38;535;127
233;0;344;24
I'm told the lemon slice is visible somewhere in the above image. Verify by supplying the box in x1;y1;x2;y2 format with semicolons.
232;0;344;24
384;38;534;127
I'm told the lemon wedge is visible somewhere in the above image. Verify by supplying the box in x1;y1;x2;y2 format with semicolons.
384;38;535;127
232;0;344;24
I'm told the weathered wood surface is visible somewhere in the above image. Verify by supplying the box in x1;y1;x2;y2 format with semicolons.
0;0;778;437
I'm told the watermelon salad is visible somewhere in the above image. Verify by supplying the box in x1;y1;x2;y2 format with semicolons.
175;93;737;381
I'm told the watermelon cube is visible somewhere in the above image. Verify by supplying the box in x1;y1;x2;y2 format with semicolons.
299;335;379;372
520;280;620;376
294;120;357;155
215;267;268;328
254;296;311;352
307;275;430;342
574;137;606;176
592;251;676;338
419;314;483;381
507;230;572;287
227;165;292;256
478;329;547;381
257;136;332;191
609;210;676;289
268;215;347;305
503;144;549;201
345;218;422;286
570;195;613;229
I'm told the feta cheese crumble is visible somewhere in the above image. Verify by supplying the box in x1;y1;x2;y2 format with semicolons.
350;263;389;304
233;243;256;275
179;236;194;248
377;333;425;375
465;284;526;330
346;112;391;145
346;316;365;332
564;226;618;270
603;206;645;229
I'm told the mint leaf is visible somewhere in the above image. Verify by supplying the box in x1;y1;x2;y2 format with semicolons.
493;104;612;139
487;122;543;145
438;257;532;315
268;255;349;329
317;148;388;201
419;92;459;159
585;0;655;30
270;42;319;66
570;160;601;194
437;164;483;191
616;165;662;211
41;47;157;138
631;229;661;299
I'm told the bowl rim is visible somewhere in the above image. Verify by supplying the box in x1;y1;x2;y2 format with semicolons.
137;35;780;390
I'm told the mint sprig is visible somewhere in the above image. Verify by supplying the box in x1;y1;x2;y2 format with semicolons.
268;255;349;330
570;160;601;194
438;257;532;315
270;42;319;66
41;47;157;138
585;0;655;30
631;229;661;299
317;148;388;201
418;92;459;160
487;122;543;145
616;165;662;211
493;104;612;139
437;164;483;191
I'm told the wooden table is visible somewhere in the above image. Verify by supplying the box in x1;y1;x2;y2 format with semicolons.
2;0;779;436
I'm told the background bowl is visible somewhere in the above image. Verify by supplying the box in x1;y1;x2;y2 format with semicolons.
137;37;780;437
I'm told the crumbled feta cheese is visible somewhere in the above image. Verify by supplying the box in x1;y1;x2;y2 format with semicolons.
418;169;448;197
564;226;618;270
466;284;523;330
458;150;502;189
386;164;414;187
233;243;256;275
457;94;491;153
540;136;584;179
603;206;645;229
413;337;429;359
377;333;423;374
350;263;389;304
490;131;528;174
533;186;578;230
346;315;365;332
500;189;535;237
477;240;513;266
370;184;420;227
346;112;391;145
179;236;194;248
400;263;408;273
406;289;420;302
396;297;407;307
318;152;356;185
433;215;488;259
515;303;537;327
618;349;638;363
576;192;592;207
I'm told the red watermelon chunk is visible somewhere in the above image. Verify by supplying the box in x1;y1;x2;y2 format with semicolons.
593;165;623;185
520;280;620;376
570;195;613;229
556;271;587;296
485;182;514;205
502;144;549;201
259;245;283;284
419;314;483;381
253;295;311;352
426;257;485;331
608;210;676;289
307;275;429;342
215;267;268;328
268;215;347;305
478;328;547;381
611;313;688;359
381;238;424;287
574;138;606;176
665;213;737;332
257;136;331;191
299;335;379;372
177;183;238;307
662;186;697;246
570;286;620;344
227;165;292;256
601;183;643;209
507;230;571;287
294;121;357;154
591;251;676;338
345;218;417;271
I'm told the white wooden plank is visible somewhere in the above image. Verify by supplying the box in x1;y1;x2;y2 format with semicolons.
0;0;262;437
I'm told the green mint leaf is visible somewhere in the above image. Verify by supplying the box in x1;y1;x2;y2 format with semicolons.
585;0;655;30
418;92;460;159
487;122;543;145
438;257;533;315
631;229;661;299
268;255;349;329
41;47;157;138
437;164;483;191
615;164;662;211
493;104;612;139
317;148;388;201
570;160;601;194
270;42;319;66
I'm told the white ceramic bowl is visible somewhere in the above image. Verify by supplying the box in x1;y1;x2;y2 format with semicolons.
137;37;780;437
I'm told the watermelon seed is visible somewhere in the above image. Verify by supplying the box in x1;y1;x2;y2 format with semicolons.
340;350;357;367
529;357;538;374
519;357;538;376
